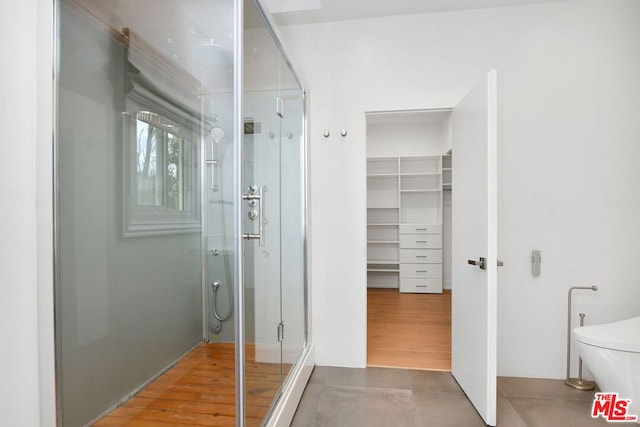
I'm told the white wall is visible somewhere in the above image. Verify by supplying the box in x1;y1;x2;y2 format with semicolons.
279;0;640;376
0;0;55;425
367;119;446;157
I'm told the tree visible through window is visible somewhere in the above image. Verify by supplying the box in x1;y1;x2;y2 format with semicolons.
135;119;187;211
167;132;184;210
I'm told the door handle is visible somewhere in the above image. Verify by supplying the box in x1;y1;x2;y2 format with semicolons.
242;185;266;246
468;257;486;270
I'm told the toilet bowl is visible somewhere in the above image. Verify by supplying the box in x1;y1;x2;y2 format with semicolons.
573;316;640;422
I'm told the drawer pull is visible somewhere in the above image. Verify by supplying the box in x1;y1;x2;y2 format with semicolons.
416;256;427;258
416;270;427;273
416;228;427;231
416;285;427;288
416;240;427;243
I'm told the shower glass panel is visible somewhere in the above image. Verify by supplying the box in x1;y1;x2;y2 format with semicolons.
55;0;236;425
242;1;285;422
278;54;306;386
240;4;307;424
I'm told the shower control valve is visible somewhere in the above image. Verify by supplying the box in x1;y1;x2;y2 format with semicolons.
247;184;258;195
248;210;258;220
248;199;257;208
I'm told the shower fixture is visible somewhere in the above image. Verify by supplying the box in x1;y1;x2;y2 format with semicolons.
207;123;232;335
211;125;225;143
211;279;232;335
206;126;224;191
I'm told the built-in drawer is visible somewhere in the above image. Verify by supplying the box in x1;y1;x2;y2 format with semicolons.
399;278;443;294
400;234;442;249
400;249;442;264
400;263;442;279
400;224;442;235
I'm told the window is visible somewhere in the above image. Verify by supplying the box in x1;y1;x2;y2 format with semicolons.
123;108;200;237
135;116;187;210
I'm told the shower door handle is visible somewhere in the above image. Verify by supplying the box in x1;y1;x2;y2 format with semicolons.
242;186;266;246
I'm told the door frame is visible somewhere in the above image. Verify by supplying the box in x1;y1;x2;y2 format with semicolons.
363;70;499;425
364;107;454;371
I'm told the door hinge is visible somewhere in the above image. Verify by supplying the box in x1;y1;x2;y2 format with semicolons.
277;321;285;342
276;97;283;118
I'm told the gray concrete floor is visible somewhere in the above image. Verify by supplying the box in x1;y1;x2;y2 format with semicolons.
291;367;610;426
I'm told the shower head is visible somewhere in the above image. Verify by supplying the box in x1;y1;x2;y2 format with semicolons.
210;126;225;143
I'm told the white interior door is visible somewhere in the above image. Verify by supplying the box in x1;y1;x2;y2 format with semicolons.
451;69;498;426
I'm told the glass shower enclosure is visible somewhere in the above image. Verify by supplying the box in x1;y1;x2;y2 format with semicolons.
54;0;310;426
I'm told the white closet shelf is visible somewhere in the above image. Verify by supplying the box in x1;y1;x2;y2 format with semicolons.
367;240;399;244
367;173;398;177
400;172;441;176
400;189;441;193
367;259;400;264
367;223;399;226
367;268;400;272
367;206;400;209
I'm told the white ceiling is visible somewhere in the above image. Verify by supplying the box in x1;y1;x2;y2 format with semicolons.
265;0;577;25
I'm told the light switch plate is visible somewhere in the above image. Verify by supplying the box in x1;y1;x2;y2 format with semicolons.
532;250;541;277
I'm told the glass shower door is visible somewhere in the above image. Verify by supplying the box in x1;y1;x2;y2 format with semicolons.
240;4;308;425
242;1;285;422
278;54;306;385
241;27;307;427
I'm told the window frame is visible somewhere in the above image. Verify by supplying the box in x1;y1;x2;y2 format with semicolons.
122;97;200;238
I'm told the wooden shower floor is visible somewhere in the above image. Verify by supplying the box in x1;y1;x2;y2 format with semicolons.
94;343;283;427
367;288;452;371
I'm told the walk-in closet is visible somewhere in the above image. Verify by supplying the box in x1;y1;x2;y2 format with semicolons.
366;110;453;371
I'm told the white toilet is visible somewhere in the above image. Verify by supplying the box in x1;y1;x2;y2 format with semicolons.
573;316;640;422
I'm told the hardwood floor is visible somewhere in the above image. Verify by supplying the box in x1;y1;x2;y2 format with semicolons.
367;288;451;371
94;343;282;427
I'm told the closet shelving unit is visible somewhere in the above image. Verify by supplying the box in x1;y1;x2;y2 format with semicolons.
442;152;452;191
367;158;400;287
367;155;444;293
